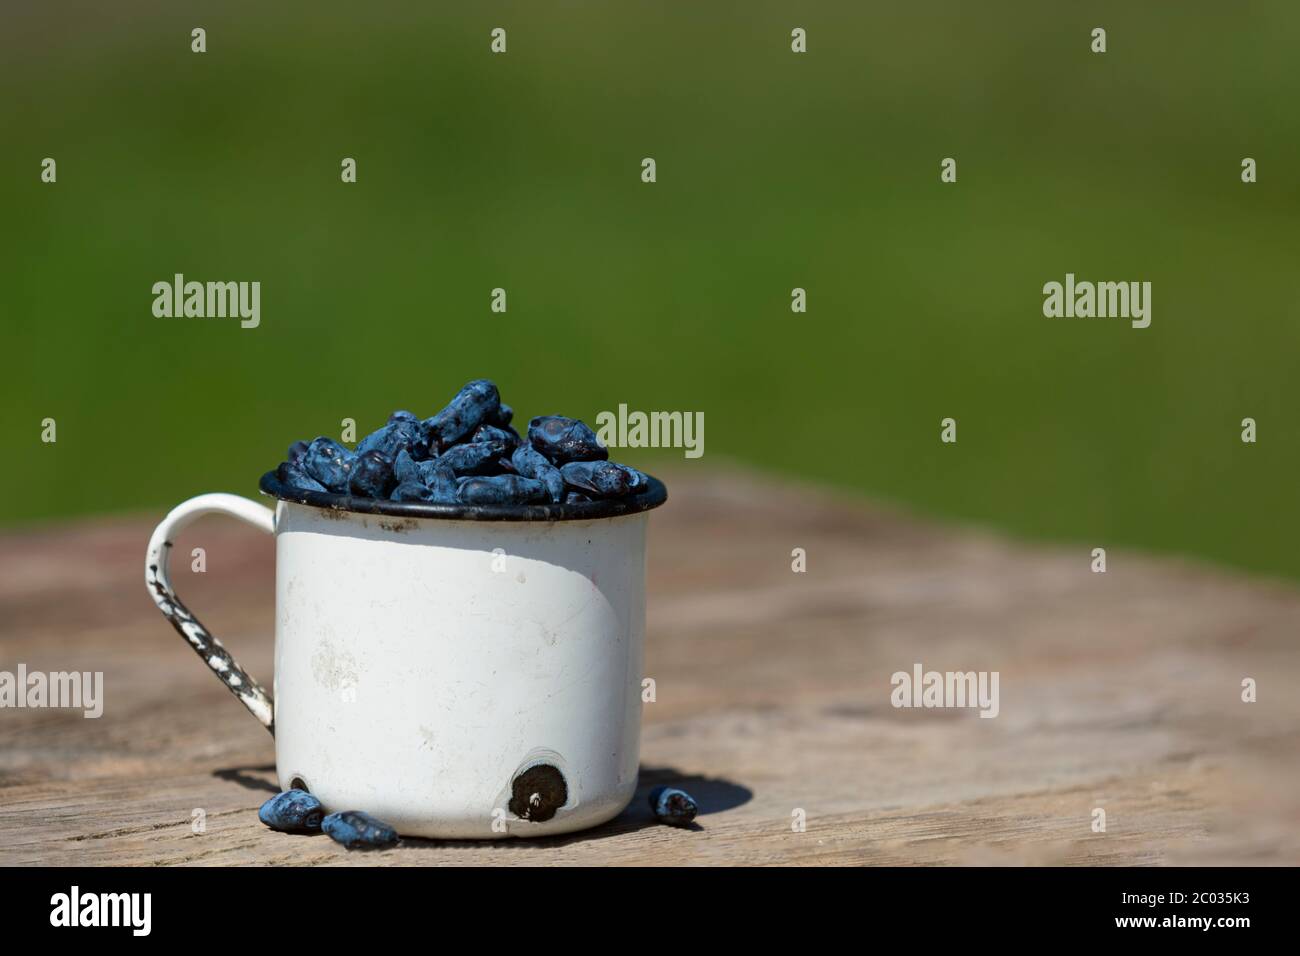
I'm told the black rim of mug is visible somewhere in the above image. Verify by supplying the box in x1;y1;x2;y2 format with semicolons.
258;470;668;522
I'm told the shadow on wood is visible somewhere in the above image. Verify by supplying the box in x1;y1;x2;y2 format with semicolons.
211;761;752;847
213;764;280;795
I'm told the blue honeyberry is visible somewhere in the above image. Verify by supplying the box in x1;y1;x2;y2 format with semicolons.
528;416;608;464
438;440;510;476
648;786;698;828
428;460;459;503
356;418;432;462
277;461;328;493
258;789;324;833
424;379;500;449
398;417;434;459
387;409;418;424
286;440;310;466
564;491;592;504
320;810;398;849
354;424;388;456
349;449;397;499
303;437;354;492
560;460;646;498
511;443;566;503
471;423;520;449
393;448;420;484
457;474;548;505
488;402;513;427
390;480;434;503
414;457;457;494
414;457;439;484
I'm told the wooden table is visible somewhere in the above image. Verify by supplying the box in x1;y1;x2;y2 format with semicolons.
3;470;1298;865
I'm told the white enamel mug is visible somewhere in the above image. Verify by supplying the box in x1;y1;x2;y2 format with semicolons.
145;471;667;839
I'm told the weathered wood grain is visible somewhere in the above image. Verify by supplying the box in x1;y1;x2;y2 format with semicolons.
2;470;1297;865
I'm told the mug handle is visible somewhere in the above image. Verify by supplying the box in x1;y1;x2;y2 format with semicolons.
145;493;277;735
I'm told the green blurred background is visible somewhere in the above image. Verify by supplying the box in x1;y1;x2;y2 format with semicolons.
3;2;1297;579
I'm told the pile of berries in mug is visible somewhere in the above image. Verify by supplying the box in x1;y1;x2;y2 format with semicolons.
274;379;648;506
